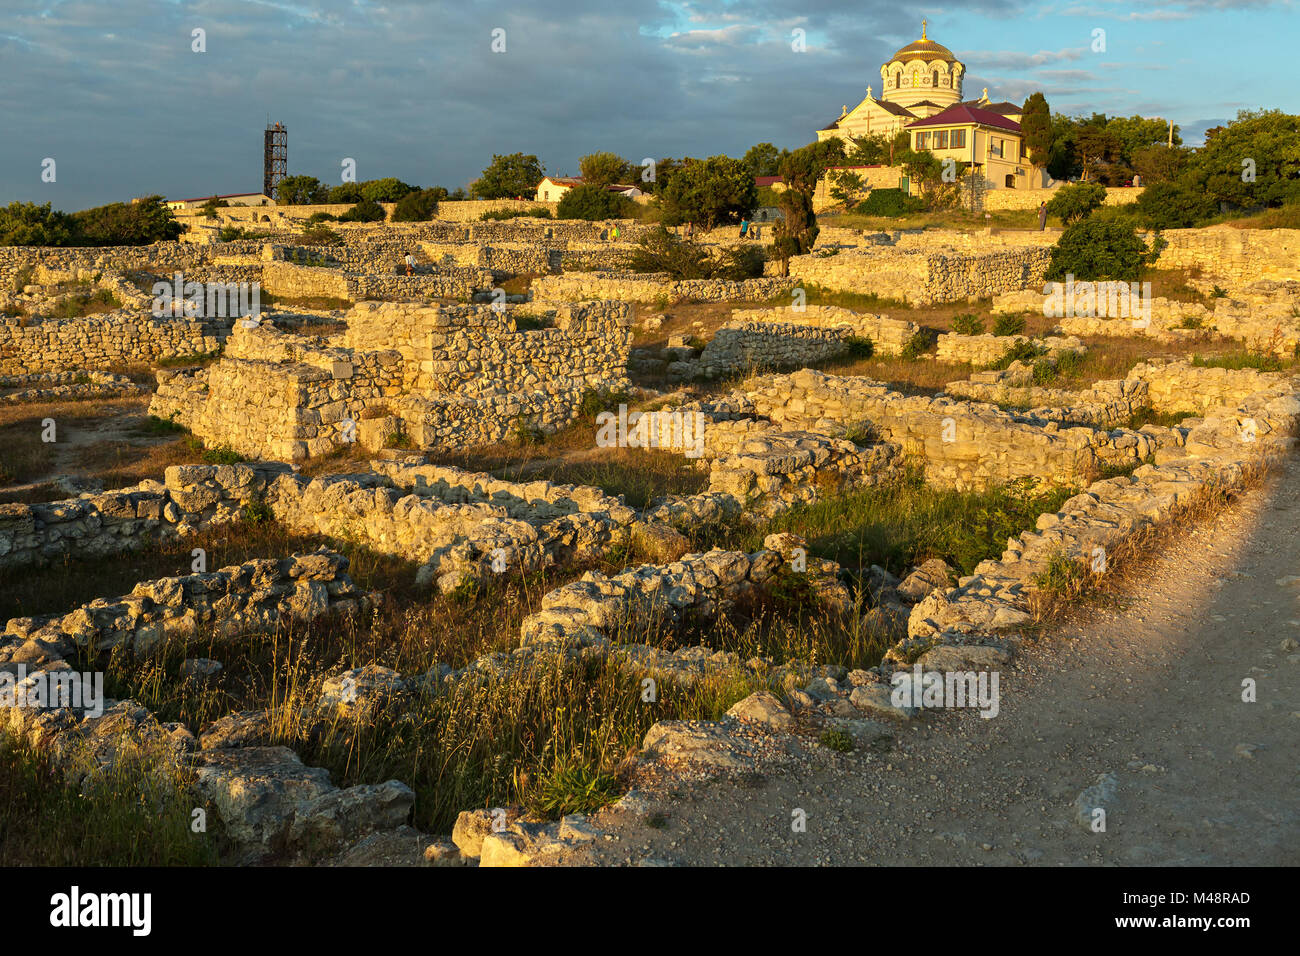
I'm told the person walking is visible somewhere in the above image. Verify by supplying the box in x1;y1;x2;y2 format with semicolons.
1037;201;1048;231
404;252;415;276
739;218;750;239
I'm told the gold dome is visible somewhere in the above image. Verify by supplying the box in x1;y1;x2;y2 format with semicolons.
889;20;957;64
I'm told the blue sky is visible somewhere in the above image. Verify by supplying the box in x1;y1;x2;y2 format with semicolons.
0;0;1295;210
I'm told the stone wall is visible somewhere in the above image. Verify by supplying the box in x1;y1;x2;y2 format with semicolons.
260;260;489;302
0;314;229;374
935;332;1083;366
530;271;795;305
151;300;633;460
784;246;1051;306
1150;226;1300;285
2;549;365;659
737;368;1157;490
982;186;1144;211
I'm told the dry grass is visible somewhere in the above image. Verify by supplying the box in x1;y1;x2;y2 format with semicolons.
0;397;206;498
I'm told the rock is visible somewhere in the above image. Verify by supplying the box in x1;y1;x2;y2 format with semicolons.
452;808;499;859
194;746;336;845
917;643;1013;671
289;780;416;847
630;521;690;563
861;603;909;642
725;691;794;732
199;710;274;749
848;683;918;721
641;720;759;772
897;558;954;604
423;839;463;865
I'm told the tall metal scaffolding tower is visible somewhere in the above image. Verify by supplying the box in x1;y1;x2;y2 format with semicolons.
264;122;287;199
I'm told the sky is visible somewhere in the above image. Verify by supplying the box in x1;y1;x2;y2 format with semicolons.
0;0;1296;210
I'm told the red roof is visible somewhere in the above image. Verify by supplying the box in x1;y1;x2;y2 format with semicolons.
906;104;1021;133
755;175;784;187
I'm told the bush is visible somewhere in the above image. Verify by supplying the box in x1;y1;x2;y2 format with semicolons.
0;202;78;246
626;227;765;280
337;199;386;223
479;207;553;221
305;211;337;224
950;313;984;336
217;225;260;241
1134;180;1217;230
900;330;933;360
556;184;635;221
853;188;924;217
992;315;1026;337
299;222;341;245
391;188;440;222
844;335;874;359
1045;218;1152;282
1044;182;1108;226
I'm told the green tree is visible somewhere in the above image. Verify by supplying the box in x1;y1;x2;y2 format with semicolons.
1134;181;1219;229
1076;119;1122;181
391;188;441;222
72;196;181;245
1181;109;1300;210
1132;145;1190;185
1045;218;1152;282
556;183;634;220
1105;115;1180;165
1047;114;1082;181
360;178;418;203
1045;181;1109;225
741;142;787;177
0;201;78;246
276;175;330;205
328;182;364;203
578;152;631;188
771;189;818;276
337;199;387;222
778;140;846;195
1021;93;1052;173
471;153;545;199
656;155;757;229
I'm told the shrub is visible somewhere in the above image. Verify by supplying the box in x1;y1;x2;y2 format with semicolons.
217;225;260;241
299;222;341;245
1044;181;1108;226
390;188;441;222
337;199;386;223
1134;180;1218;230
844;335;874;359
992;314;1026;337
950;313;984;336
479;207;552;221
899;330;933;360
305;211;336;224
853;188;924;217
819;729;855;752
1045;218;1152;282
556;184;635;221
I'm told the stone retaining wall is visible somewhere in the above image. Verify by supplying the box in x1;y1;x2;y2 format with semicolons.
530;271;795;304
0;313;229;374
784;246;1051;306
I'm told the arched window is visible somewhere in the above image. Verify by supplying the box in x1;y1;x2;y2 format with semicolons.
932;70;939;87
895;70;902;88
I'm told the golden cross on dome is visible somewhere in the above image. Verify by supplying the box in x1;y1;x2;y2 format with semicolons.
922;18;928;40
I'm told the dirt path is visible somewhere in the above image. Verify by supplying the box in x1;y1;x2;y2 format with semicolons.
554;456;1300;866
